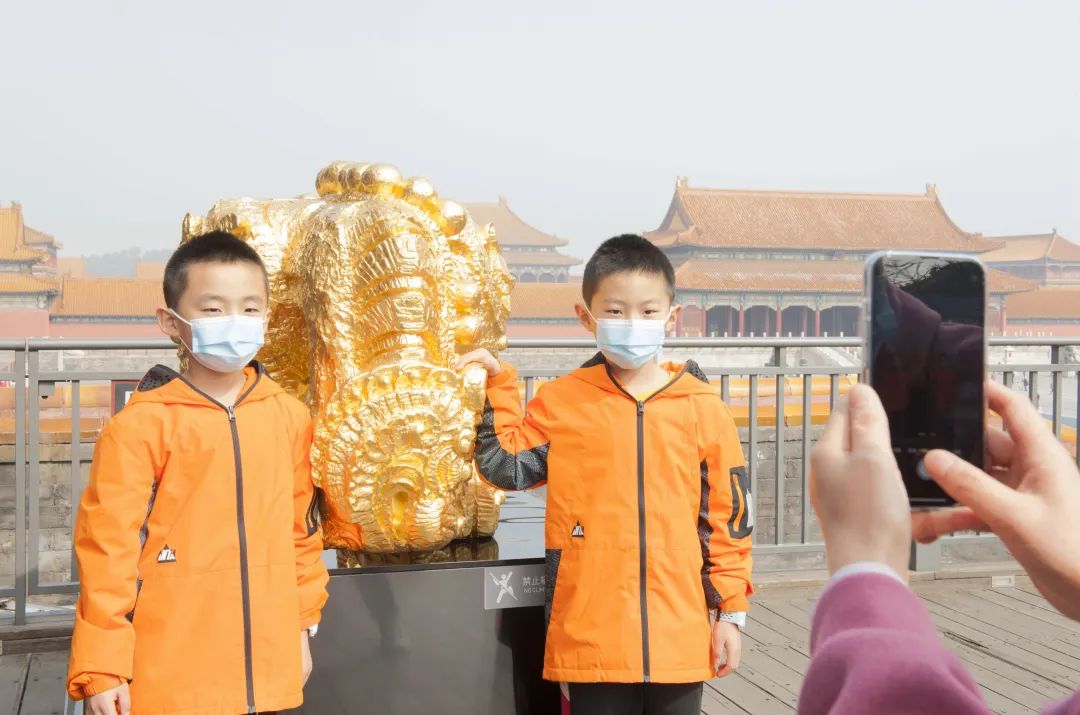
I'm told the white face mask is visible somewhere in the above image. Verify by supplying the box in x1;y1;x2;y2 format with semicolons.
585;307;672;369
169;309;265;373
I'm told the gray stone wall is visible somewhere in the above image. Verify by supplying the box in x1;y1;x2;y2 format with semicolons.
0;442;92;591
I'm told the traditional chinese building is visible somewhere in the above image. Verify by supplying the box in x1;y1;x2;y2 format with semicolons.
981;231;1080;286
466;197;581;283
0;202;60;309
48;277;164;338
644;180;1035;338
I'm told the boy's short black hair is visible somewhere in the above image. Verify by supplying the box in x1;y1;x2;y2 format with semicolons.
163;231;268;309
582;234;676;307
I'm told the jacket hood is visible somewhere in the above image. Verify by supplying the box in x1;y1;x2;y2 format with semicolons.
128;361;283;408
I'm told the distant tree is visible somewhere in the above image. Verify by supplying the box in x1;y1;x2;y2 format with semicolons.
84;246;171;277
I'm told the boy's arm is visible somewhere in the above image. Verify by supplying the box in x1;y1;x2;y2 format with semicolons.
293;411;329;631
474;363;552;491
67;426;156;700
699;401;754;617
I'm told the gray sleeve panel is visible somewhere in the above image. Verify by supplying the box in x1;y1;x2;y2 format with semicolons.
474;398;550;491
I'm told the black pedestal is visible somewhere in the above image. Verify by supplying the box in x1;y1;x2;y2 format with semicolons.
299;492;559;714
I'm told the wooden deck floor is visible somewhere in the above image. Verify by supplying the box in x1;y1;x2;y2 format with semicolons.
702;574;1080;714
3;574;1077;714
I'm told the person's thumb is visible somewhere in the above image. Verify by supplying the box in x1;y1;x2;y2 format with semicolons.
923;449;1016;529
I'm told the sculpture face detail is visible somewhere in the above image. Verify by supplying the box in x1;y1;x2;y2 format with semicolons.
182;162;512;552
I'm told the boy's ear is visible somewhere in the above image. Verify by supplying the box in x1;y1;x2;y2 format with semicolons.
574;304;596;335
666;304;683;335
157;307;182;342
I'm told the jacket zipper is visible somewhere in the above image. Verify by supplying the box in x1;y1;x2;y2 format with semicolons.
635;399;650;682
604;363;689;684
227;404;257;714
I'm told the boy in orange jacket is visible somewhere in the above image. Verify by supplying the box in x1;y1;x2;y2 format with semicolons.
458;234;753;714
67;231;329;715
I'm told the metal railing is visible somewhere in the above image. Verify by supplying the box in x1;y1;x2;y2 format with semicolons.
1;336;1077;624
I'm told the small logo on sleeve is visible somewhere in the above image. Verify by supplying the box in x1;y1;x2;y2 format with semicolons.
157;545;177;564
571;522;585;538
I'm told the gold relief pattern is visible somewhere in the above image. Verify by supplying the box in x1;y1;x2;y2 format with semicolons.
182;162;512;552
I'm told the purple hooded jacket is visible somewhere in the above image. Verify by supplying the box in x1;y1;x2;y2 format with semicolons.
798;571;1079;714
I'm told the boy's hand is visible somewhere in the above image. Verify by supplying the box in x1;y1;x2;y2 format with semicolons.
913;381;1080;621
301;630;313;686
809;384;910;580
455;349;501;377
711;620;741;678
87;683;131;715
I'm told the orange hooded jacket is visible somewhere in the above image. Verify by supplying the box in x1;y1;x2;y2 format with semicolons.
67;363;329;715
475;356;753;684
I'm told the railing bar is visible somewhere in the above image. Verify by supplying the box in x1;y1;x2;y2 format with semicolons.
720;374;730;403
1028;370;1039;411
2;337;1078;352
36;371;150;381
801;374;812;544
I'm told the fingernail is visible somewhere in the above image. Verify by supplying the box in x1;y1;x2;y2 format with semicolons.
923;450;954;473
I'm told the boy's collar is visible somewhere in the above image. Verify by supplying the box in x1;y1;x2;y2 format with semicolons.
573;353;714;396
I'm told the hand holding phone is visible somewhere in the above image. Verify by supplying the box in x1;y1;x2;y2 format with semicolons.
864;252;988;507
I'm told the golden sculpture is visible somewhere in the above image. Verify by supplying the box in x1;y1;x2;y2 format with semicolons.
181;162;512;553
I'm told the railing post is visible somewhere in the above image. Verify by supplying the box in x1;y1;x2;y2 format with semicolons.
774;347;785;545
748;374;758;543
1050;346;1063;439
910;539;941;572
14;345;27;625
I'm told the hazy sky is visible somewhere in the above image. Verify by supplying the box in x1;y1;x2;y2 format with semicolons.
1;0;1075;263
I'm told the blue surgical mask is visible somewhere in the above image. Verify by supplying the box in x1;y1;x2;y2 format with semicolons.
169;309;265;373
586;308;671;370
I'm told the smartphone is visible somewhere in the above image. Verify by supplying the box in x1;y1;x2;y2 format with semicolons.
864;251;987;507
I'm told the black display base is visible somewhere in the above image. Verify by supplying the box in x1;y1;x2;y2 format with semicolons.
299;492;559;714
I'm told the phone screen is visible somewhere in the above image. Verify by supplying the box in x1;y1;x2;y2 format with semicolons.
868;254;986;506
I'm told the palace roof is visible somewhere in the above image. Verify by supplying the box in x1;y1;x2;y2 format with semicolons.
647;182;1001;253
981;231;1080;263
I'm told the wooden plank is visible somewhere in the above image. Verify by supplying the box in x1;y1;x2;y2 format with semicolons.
759;645;811;677
19;652;67;715
700;683;750;715
0;655;28;715
945;639;1073;700
920;591;1078;646
734;653;802;707
940;629;1080;689
927;601;1080;677
954;654;1044;714
742;612;801;648
705;672;794;713
973;589;1080;632
745;603;810;645
993;587;1063;615
755;600;815;632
